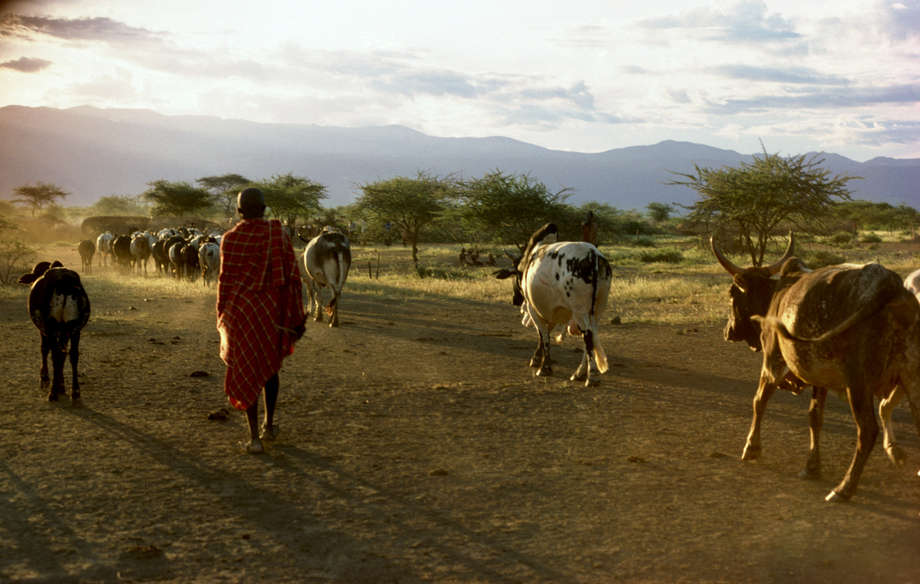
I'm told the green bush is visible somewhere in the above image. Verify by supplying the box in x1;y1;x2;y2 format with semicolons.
639;249;683;264
829;231;854;245
807;250;847;267
860;233;883;243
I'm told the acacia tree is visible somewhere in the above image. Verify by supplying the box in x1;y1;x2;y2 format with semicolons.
254;173;326;229
143;180;214;217
11;182;69;216
670;149;857;265
88;195;149;216
357;172;455;267
458;170;571;248
197;174;252;220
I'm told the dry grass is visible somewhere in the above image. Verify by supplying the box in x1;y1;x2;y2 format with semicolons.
4;238;919;326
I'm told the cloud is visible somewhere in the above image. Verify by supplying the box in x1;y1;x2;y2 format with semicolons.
0;14;164;45
708;64;850;85
639;0;801;44
708;84;920;113
854;119;920;146
880;0;920;40
0;56;50;72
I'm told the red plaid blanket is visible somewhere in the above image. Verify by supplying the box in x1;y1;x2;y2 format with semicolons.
217;219;305;410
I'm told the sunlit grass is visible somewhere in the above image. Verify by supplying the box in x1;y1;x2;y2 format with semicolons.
4;238;918;327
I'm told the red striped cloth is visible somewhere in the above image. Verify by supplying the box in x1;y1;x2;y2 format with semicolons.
217;219;305;410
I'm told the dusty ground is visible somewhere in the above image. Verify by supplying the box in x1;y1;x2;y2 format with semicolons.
2;252;920;583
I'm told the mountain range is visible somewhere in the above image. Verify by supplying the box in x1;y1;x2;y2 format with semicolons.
1;105;917;211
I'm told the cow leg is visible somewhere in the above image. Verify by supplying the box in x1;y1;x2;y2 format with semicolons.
39;333;51;391
328;293;340;327
69;332;81;403
49;343;67;402
310;284;322;322
571;329;595;387
534;326;552;376
800;386;827;479
742;376;776;461
879;387;904;465
827;384;878;502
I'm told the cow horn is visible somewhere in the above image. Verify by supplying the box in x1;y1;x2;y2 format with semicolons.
766;232;795;274
710;235;742;276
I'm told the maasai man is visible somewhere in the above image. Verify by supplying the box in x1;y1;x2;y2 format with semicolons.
217;188;306;453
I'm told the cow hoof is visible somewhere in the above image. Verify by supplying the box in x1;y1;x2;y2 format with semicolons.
741;444;761;461
240;439;264;454
824;490;850;503
885;444;906;466
71;396;83;407
798;467;820;480
536;367;553;377
47;392;59;402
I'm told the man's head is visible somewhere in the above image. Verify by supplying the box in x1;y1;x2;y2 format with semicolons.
237;188;266;219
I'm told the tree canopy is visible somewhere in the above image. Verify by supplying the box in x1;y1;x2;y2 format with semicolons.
197;174;252;220
457;170;571;248
11;182;69;216
252;173;326;228
143;180;214;217
670;149;857;265
357;172;455;266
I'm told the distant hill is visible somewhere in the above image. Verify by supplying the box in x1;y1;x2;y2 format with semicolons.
1;105;917;210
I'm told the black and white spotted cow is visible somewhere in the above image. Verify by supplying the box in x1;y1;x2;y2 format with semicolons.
18;261;91;402
301;226;351;327
494;223;613;386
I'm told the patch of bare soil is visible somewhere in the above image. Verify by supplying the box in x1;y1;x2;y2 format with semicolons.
1;268;919;583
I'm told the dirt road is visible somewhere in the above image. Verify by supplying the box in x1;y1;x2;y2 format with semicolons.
1;270;919;582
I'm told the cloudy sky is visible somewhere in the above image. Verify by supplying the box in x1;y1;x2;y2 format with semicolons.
0;0;918;161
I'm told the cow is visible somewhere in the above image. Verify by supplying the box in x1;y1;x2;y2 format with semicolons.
77;240;95;273
130;232;152;276
111;235;133;270
905;268;920;300
198;241;220;285
301;227;351;327
18;261;91;403
711;234;920;502
493;223;613;386
95;232;113;268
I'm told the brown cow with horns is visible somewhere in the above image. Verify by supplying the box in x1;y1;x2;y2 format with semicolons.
711;233;920;502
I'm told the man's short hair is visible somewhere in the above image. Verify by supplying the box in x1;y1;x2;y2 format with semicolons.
237;188;266;218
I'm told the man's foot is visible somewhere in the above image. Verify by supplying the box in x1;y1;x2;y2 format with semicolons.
240;439;264;454
260;424;279;441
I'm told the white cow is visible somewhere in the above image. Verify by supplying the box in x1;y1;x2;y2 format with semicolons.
494;223;613;386
95;232;114;268
301;226;351;327
198;241;220;286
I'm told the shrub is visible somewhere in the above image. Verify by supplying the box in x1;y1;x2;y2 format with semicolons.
0;239;35;285
639;249;683;264
829;231;854;245
860;233;883;244
807;250;847;267
415;265;475;280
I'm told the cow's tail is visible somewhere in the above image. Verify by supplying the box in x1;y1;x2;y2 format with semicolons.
753;293;893;344
324;249;350;314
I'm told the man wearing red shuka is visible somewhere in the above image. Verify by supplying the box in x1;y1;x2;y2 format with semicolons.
217;188;306;453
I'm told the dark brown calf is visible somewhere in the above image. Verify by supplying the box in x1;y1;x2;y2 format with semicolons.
18;262;91;402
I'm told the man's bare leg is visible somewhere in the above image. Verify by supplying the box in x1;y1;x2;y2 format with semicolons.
243;402;264;454
261;374;280;441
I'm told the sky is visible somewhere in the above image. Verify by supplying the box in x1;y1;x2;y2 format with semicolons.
0;0;918;161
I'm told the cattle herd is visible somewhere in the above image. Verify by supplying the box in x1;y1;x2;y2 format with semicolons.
16;222;920;504
89;227;225;283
